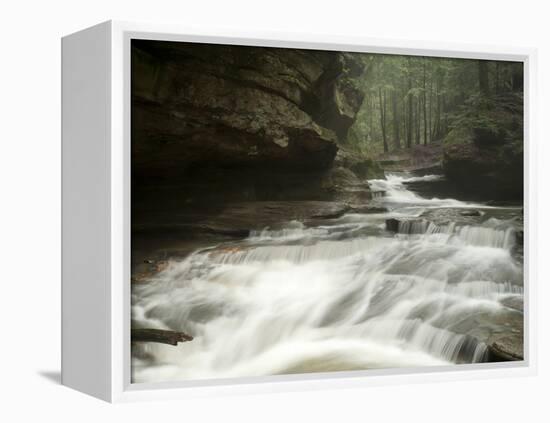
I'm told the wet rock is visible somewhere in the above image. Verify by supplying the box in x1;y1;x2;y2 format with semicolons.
321;166;360;190
515;230;524;245
410;163;444;176
487;200;519;207
385;218;431;234
447;309;524;363
135;201;351;238
349;204;388;214
320;151;381;203
132;260;170;284
385;218;400;233
488;336;524;361
310;204;352;219
460;210;482;217
197;225;251;238
501;296;523;312
421;207;520;227
333;148;385;180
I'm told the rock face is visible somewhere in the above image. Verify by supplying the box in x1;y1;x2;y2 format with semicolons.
132;40;365;180
320;150;384;204
442;94;523;200
333;148;384;180
131;41;383;264
133;201;352;237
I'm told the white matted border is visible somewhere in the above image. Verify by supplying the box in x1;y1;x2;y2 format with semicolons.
108;20;537;403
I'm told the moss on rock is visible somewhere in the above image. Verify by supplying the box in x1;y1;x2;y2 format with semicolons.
442;94;523;200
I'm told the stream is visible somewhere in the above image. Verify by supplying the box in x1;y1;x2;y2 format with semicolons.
131;173;524;383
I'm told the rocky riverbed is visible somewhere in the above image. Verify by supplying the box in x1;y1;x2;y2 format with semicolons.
131;170;524;382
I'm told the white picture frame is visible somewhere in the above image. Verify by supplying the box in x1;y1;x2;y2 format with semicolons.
61;20;538;403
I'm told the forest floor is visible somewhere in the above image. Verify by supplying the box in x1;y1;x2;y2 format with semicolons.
376;142;443;172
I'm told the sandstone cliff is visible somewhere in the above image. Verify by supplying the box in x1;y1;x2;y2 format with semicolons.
132;40;366;182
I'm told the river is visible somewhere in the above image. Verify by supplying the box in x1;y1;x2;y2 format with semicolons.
131;173;524;383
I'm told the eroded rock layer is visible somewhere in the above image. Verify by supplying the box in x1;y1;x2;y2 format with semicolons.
132;40;365;181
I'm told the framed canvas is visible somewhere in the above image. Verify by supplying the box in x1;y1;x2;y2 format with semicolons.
61;20;537;402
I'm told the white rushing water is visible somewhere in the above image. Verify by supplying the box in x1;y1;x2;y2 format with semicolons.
131;173;523;383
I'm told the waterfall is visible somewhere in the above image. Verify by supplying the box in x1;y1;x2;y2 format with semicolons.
131;172;523;383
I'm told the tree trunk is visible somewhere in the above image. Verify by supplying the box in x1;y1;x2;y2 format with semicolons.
432;82;441;142
391;89;401;149
415;96;421;145
368;94;374;141
495;62;500;94
428;76;433;144
379;87;388;153
407;70;413;148
423;61;428;145
511;62;523;92
478;60;490;96
442;95;448;136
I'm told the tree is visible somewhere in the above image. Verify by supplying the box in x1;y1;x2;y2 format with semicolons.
478;60;490;96
378;86;388;153
415;96;421;145
345;53;522;156
391;88;401;149
422;59;428;145
406;59;413;148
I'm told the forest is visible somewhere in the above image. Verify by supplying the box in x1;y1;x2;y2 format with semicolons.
348;55;523;155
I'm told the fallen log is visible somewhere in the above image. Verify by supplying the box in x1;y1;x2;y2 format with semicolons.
131;328;193;346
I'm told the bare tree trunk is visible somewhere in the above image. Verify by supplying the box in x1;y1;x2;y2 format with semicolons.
391;89;401;149
415;96;421;145
428;76;433;144
431;74;441;142
478;60;490;96
423;61;428;145
511;62;523;92
495;62;500;94
379;87;388;153
407;69;413;148
433;93;441;141
368;94;374;141
442;95;448;136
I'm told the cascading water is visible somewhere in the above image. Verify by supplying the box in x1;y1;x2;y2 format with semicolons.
131;172;523;383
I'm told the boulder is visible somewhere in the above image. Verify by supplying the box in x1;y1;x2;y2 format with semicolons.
442;94;523;200
333;148;385;180
446;309;524;363
321;166;361;190
488;336;524;361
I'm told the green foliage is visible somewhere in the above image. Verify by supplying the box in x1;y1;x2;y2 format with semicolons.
450;94;499;134
448;92;523;147
443;125;474;146
346;54;523;155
